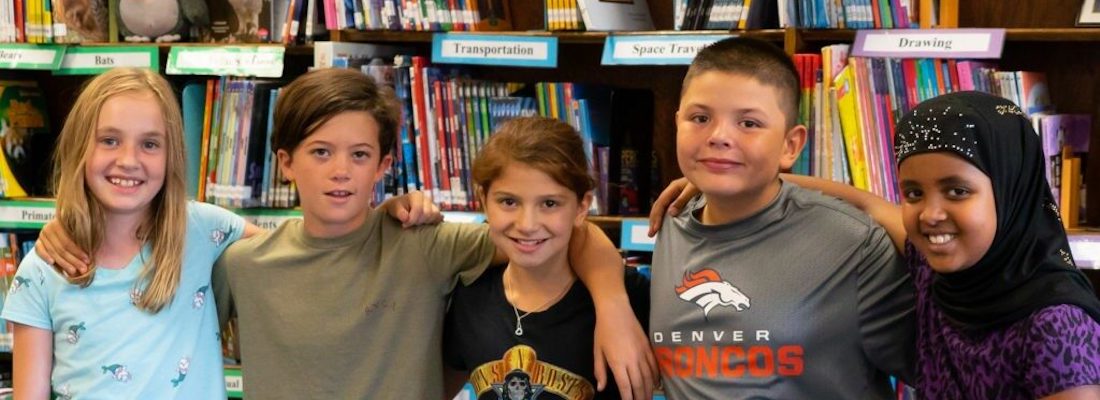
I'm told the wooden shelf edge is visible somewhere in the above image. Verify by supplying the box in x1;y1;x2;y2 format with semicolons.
1003;28;1100;41
0;42;315;55
332;29;782;44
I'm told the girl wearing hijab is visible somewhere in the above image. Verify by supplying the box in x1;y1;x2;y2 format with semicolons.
773;91;1100;399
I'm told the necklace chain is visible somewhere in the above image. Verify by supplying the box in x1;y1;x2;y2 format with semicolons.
506;270;574;336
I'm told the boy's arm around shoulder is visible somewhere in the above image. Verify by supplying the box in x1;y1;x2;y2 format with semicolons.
1041;386;1100;400
853;223;917;383
781;174;906;253
567;222;657;400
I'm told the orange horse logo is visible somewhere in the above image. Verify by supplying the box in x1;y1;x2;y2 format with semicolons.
675;269;750;319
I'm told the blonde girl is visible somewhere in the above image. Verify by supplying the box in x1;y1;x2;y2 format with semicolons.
2;67;260;399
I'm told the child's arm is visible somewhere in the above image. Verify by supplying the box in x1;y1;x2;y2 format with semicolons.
567;222;657;400
780;174;906;252
647;176;907;252
34;220;89;276
12;323;52;400
646;178;697;237
1040;386;1100;400
34;219;261;275
378;190;444;228
35;191;439;276
242;222;264;239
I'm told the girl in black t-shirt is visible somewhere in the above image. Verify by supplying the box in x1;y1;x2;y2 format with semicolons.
443;116;650;400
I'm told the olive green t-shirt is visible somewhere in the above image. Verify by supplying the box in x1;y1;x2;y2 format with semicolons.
213;211;494;399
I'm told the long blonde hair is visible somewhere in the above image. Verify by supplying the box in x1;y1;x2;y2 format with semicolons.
52;67;187;313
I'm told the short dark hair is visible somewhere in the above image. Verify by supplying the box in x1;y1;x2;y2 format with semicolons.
271;68;399;157
683;37;801;129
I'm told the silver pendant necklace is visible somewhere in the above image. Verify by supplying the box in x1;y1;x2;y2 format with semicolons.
513;306;531;336
506;270;574;337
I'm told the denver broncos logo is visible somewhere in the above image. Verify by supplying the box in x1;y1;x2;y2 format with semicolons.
675;269;750;319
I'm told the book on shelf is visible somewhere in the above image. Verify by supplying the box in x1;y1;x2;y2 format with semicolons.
285;53;658;214
674;0;776;30
0;81;51;199
1035;113;1090;227
0;230;39;353
313;41;403;69
50;0;109;42
180;77;297;209
792;46;1079;207
206;0;275;42
575;0;654;31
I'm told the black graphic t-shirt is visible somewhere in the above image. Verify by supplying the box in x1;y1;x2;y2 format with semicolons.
444;267;649;400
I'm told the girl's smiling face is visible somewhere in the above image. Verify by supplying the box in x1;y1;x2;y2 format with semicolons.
900;151;997;273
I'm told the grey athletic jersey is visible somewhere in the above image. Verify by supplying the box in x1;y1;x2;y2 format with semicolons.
650;182;915;399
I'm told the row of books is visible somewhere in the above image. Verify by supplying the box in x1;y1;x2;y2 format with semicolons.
675;0;924;30
675;0;777;30
1035;114;1090;226
364;55;653;213
319;0;513;33
779;0;920;29
0;231;37;353
790;44;1089;223
177;55;652;214
183;78;298;209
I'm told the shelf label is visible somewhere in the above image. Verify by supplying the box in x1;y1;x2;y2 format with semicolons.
235;208;301;230
853;29;1006;59
442;211;486;224
56;46;159;75
433;33;557;68
620;219;655;252
0;200;56;229
0;44;65;70
1069;233;1100;270
601;34;731;65
167;46;285;77
224;367;243;398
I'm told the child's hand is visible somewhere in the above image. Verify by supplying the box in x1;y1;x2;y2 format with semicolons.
35;220;90;276
380;191;443;228
593;301;658;400
647;177;699;237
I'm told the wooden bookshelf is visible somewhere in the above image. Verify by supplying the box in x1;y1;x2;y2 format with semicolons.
955;1;1100;225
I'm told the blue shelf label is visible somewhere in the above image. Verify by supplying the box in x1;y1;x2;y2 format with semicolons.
601;34;731;65
432;33;558;68
620;218;655;252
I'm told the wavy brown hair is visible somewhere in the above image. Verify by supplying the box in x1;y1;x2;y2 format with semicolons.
472;116;595;200
52;67;187;313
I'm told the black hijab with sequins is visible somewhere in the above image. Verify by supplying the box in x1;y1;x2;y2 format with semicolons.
895;91;1100;333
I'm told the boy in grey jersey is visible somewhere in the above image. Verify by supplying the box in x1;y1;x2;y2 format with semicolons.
647;37;915;399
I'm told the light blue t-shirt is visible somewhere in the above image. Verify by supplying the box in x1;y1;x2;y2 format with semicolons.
1;201;244;399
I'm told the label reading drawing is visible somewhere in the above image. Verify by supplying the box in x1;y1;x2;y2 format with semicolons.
853;29;1006;59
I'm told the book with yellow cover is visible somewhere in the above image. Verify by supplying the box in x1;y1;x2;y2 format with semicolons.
832;66;869;191
0;81;51;198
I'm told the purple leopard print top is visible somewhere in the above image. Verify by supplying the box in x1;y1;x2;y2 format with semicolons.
906;243;1100;399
